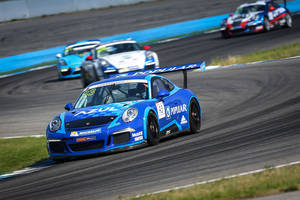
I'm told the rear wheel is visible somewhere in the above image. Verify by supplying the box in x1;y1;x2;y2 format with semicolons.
81;67;90;88
189;98;201;133
147;112;160;145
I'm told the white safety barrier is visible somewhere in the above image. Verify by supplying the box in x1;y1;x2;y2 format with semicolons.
0;0;153;22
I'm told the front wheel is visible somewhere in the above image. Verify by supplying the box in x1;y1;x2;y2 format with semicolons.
221;30;231;39
263;18;271;32
189;98;201;133
147;112;160;145
284;13;292;28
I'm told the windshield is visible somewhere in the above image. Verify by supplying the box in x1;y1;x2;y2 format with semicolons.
64;44;97;56
74;80;149;109
234;5;265;15
96;43;141;57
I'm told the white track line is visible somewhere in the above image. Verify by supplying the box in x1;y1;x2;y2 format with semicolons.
1;135;44;139
0;65;54;79
0;166;50;180
137;161;300;197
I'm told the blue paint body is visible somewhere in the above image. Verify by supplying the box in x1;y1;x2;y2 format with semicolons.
1;0;300;74
46;65;204;158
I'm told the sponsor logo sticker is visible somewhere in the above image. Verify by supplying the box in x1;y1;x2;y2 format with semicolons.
70;132;79;137
171;104;187;115
180;115;188;124
76;136;96;142
70;128;101;137
165;106;171;119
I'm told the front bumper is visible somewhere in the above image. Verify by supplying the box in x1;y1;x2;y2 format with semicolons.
220;22;264;35
58;65;82;79
47;126;145;158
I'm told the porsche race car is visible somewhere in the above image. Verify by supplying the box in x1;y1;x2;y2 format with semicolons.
56;40;101;79
80;39;159;87
220;0;292;38
46;62;205;160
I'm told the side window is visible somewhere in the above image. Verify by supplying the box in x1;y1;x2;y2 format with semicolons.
151;78;167;98
161;78;175;92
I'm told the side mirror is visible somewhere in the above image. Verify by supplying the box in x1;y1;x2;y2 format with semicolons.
86;55;93;61
64;102;73;111
269;6;275;11
157;90;170;100
143;45;151;50
56;53;62;59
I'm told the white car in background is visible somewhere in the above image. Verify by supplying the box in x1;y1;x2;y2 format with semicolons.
81;39;159;87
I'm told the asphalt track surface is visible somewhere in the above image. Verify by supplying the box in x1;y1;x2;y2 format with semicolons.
1;2;300;200
1;56;300;200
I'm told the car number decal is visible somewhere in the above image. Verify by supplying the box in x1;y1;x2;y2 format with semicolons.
156;101;166;119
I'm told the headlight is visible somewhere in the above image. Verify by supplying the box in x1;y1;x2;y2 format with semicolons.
145;52;154;60
49;117;61;132
122;107;138;123
100;60;109;67
59;60;67;66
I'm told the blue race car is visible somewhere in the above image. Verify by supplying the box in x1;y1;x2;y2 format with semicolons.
56;40;101;79
46;62;205;160
220;0;292;38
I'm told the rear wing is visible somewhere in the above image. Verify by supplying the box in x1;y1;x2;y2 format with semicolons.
109;62;206;88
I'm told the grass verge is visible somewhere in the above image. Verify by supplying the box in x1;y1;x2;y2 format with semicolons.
131;164;300;200
0;61;56;76
0;136;48;175
211;42;300;66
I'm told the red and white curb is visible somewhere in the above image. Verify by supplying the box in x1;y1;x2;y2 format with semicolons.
136;160;300;197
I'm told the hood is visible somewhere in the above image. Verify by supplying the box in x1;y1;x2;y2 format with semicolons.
102;51;146;71
230;11;263;21
61;53;89;66
64;101;138;122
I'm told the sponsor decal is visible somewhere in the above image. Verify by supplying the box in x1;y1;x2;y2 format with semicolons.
70;132;79;137
134;136;143;141
156;101;166;119
70;128;101;137
180;115;187;124
84;88;96;96
165;106;171;119
132;131;143;137
171;104;187;115
132;131;143;141
76;136;96;142
74;107;118;116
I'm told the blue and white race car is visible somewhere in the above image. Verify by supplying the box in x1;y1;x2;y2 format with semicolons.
56;40;101;79
220;0;292;38
80;39;159;87
46;63;205;160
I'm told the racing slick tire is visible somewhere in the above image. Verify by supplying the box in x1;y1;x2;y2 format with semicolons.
221;30;231;39
263;18;271;32
284;13;292;28
189;98;201;134
81;67;90;88
147;111;160;145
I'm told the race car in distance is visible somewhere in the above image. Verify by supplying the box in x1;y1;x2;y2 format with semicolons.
220;0;292;38
80;39;159;87
46;63;204;160
56;40;101;79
